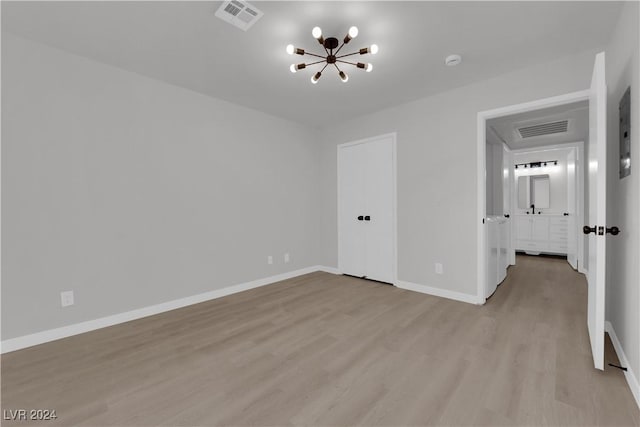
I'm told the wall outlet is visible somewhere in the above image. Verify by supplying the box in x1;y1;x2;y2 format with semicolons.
267;255;273;265
435;263;444;275
284;253;290;263
60;291;74;307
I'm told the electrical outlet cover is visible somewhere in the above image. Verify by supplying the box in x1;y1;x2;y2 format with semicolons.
61;291;74;307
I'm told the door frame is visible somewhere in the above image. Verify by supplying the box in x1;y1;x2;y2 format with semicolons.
337;132;398;284
476;90;590;302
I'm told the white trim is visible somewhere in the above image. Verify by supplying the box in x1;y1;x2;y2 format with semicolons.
477;90;591;303
337;132;398;284
395;280;483;305
605;321;640;410
477;114;487;304
317;265;340;275
0;266;338;354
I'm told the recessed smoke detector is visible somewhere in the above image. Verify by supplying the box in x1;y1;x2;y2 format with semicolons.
445;54;462;66
215;0;263;31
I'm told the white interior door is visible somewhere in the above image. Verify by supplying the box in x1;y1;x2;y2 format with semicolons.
566;149;578;270
586;52;607;371
338;144;366;278
363;137;395;283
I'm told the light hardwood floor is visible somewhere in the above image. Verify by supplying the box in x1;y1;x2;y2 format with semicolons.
2;255;639;426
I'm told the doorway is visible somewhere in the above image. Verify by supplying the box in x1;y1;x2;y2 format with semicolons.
479;93;590;302
477;52;610;371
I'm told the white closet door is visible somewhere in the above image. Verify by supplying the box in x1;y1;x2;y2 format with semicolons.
338;143;366;277
363;137;395;283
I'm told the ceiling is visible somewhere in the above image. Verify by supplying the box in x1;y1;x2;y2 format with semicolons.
1;1;622;127
487;100;589;150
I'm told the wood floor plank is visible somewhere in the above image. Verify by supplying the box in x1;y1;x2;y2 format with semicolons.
1;256;638;426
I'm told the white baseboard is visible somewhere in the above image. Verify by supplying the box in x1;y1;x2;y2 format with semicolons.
605;321;640;410
1;265;339;354
316;265;340;275
395;280;483;305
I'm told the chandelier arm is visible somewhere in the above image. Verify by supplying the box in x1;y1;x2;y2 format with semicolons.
304;52;328;59
305;59;327;66
336;59;358;66
335;51;361;59
333;63;342;72
320;63;329;73
334;42;346;56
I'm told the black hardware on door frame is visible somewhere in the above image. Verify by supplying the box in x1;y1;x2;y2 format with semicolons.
364;216;371;221
563;212;569;216
504;214;510;218
357;216;364;221
583;225;621;235
606;226;620;235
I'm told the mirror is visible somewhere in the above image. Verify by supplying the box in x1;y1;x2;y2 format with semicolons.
517;174;550;210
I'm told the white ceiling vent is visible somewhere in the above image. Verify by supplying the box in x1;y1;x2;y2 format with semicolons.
215;0;263;32
517;120;569;139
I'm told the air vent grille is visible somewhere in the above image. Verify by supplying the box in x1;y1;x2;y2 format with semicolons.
518;120;569;139
224;2;242;16
215;0;263;31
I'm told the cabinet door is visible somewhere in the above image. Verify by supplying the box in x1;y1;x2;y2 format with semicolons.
338;144;366;277
531;217;550;242
515;217;532;240
363;137;395;284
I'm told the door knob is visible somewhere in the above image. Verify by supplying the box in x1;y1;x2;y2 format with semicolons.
583;225;597;235
504;214;510;218
364;216;371;221
563;213;569;216
606;226;620;236
357;216;364;221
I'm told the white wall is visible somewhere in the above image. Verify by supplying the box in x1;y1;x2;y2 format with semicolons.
317;49;599;297
513;147;574;215
1;34;321;340
604;1;640;395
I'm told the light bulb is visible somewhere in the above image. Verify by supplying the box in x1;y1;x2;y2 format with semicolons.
312;26;322;39
311;71;322;84
348;26;359;38
370;44;379;55
290;64;297;73
366;63;373;72
339;71;349;82
286;44;294;55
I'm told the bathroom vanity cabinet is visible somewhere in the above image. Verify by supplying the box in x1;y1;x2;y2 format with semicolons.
514;214;567;255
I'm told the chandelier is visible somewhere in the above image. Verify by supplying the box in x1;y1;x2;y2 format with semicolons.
287;26;378;84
